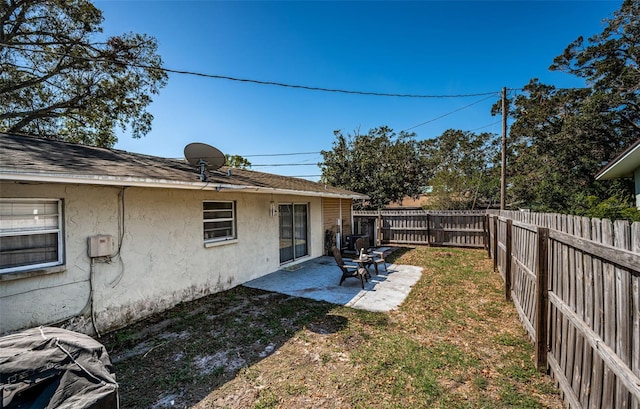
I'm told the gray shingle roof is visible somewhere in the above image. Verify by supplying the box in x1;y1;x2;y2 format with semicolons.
0;133;367;199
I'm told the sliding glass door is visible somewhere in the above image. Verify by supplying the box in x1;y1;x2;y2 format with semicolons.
279;203;308;263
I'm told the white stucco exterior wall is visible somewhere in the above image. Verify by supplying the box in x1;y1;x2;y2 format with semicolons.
0;181;324;334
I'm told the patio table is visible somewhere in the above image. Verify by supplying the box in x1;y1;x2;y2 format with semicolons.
354;254;376;277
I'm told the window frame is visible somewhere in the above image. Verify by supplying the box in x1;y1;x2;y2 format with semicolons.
278;202;309;264
0;198;65;274
203;200;237;244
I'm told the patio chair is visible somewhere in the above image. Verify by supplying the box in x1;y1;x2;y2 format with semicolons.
355;237;387;274
332;246;367;289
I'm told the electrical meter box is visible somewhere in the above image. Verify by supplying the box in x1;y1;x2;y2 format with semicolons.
88;235;115;258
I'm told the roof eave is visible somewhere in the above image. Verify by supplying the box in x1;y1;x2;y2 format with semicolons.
595;139;640;180
0;170;368;200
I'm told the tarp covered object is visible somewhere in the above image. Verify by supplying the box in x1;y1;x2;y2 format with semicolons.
0;326;118;408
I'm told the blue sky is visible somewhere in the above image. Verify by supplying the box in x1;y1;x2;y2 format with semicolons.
97;0;623;180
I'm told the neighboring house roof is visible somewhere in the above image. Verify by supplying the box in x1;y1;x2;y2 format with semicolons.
595;138;640;180
0;133;367;200
385;194;430;209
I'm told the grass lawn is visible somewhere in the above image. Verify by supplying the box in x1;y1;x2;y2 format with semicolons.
102;247;563;408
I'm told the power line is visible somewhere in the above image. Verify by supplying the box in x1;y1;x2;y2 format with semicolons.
241;151;320;157
1;43;500;99
469;120;502;132
250;163;321;167
403;94;498;131
3;43;518;145
160;70;498;98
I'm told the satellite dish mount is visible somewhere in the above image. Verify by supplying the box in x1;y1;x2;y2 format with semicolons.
184;142;226;182
196;159;208;182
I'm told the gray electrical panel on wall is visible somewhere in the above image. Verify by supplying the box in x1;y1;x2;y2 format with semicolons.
88;235;115;258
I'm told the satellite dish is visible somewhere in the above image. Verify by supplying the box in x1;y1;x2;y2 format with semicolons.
184;142;226;181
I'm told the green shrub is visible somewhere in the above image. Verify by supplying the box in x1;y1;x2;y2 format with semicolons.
578;194;640;222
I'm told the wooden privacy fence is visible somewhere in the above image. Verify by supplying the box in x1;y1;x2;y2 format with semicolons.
353;210;487;248
489;211;640;409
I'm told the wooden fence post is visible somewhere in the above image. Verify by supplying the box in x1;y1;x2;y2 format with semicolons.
427;212;432;246
493;216;498;272
377;209;382;246
535;226;549;372
505;219;513;301
485;214;491;258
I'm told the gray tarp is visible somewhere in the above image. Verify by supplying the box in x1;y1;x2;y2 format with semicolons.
0;327;118;408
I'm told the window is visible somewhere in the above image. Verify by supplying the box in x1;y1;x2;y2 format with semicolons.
203;201;236;243
0;199;64;274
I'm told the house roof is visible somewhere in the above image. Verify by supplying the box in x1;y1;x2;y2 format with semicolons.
595;138;640;180
385;194;430;209
0;133;367;200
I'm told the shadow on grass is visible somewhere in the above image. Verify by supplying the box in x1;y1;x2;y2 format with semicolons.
101;286;339;408
306;314;349;334
385;245;412;262
101;247;564;409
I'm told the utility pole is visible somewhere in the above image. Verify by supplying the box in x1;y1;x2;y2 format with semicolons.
500;87;507;210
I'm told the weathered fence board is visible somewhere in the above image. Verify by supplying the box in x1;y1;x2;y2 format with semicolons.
488;210;640;409
536;227;549;371
353;210;487;248
615;220;632;409
579;216;594;409
359;209;640;409
602;219;616;409
632;223;640;409
549;291;640;404
591;219;606;409
572;219;590;401
509;221;537;342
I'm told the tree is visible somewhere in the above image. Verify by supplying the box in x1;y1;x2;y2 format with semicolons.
0;0;168;147
225;154;251;169
421;129;500;210
550;0;639;135
502;0;638;212
504;80;636;212
320;126;428;209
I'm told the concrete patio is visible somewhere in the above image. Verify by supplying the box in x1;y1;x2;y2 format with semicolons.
244;249;422;312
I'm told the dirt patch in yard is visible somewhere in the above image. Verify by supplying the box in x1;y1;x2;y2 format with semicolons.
102;247;564;409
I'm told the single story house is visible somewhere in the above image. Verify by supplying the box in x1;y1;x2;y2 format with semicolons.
595;138;640;209
0;133;366;335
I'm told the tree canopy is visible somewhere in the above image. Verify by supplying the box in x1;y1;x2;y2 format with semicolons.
0;0;168;147
320;127;429;209
421;129;500;210
225;154;252;169
550;0;639;134
502;0;639;212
